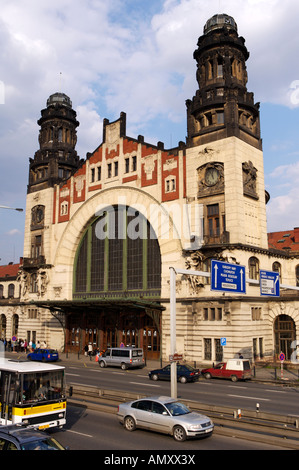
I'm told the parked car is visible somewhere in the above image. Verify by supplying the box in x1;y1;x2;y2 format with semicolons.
201;359;252;382
117;396;214;442
149;363;200;383
98;347;144;370
27;348;59;362
0;425;67;450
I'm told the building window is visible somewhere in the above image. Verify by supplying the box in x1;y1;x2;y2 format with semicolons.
0;285;3;299
272;262;282;281
28;308;38;319
132;156;137;172
217;60;223;78
0;314;6;338
217;111;224;124
60;201;68;216
215;338;223;362
30;274;38;293
296;265;299;287
114;161;118;177
165;177;176;193
107;163;112;178
204;338;212;360
125;158;130;173
91;168;95;183
8;284;15;298
31;235;42;258
97;166;101;181
251;307;262;321
203;307;222;321
207;204;220;237
249;257;259;280
12;314;18;337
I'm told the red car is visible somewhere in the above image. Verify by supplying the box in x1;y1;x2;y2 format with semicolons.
201;359;252;382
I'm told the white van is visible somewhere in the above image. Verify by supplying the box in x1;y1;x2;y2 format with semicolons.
98;347;145;370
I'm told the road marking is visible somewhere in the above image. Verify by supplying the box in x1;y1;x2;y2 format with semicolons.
265;389;287;393
228;394;270;401
68;382;98;388
228;385;247;389
65;373;80;377
66;429;93;438
130;381;160;387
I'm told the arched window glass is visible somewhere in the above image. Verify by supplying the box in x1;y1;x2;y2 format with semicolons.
272;262;282;281
8;284;15;298
249;256;259;280
74;206;161;299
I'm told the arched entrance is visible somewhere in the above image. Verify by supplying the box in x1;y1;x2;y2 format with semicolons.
69;204;162;359
274;315;296;360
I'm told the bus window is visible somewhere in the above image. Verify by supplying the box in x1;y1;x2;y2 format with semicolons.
22;371;65;404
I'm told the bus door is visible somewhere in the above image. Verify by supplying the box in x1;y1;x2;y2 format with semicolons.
0;372;13;424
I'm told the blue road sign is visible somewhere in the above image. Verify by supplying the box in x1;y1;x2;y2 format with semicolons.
260;270;280;297
211;260;246;294
220;338;226;346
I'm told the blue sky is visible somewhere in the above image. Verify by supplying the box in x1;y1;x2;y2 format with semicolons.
0;0;299;265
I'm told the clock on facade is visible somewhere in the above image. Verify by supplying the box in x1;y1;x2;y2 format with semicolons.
205;167;219;186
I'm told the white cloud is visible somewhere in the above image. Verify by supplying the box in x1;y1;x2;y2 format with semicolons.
6;229;21;236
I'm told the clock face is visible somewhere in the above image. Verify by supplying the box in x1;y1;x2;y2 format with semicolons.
205;168;219;186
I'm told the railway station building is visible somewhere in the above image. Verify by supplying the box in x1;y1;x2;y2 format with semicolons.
1;13;299;364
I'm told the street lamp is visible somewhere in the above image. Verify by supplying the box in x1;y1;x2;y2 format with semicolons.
0;205;23;212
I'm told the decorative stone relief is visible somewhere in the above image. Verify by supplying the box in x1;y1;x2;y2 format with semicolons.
143;155;157;180
243;161;258;199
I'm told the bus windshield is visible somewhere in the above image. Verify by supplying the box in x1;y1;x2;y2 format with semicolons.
0;370;65;406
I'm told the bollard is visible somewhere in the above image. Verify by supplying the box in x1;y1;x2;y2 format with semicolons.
238;409;241;418
256;403;260;412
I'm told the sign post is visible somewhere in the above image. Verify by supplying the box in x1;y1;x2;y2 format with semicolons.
279;352;285;379
170;267;177;399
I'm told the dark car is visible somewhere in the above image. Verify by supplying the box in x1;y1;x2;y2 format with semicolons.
149;363;200;383
27;348;59;362
0;425;67;450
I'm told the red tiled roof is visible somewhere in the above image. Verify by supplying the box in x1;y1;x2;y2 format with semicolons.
268;228;299;252
0;262;21;278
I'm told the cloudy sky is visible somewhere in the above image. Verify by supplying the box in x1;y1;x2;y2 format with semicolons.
0;0;299;265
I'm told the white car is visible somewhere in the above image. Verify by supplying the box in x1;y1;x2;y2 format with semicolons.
117;396;214;442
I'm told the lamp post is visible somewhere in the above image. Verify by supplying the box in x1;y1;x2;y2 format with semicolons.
0;205;23;212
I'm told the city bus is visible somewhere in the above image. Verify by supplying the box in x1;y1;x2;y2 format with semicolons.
0;359;66;429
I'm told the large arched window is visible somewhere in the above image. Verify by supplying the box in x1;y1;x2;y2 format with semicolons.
74;206;161;299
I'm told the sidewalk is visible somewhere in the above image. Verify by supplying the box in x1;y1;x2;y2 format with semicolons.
4;350;299;385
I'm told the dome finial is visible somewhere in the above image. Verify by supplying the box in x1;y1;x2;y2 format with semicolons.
204;14;238;35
